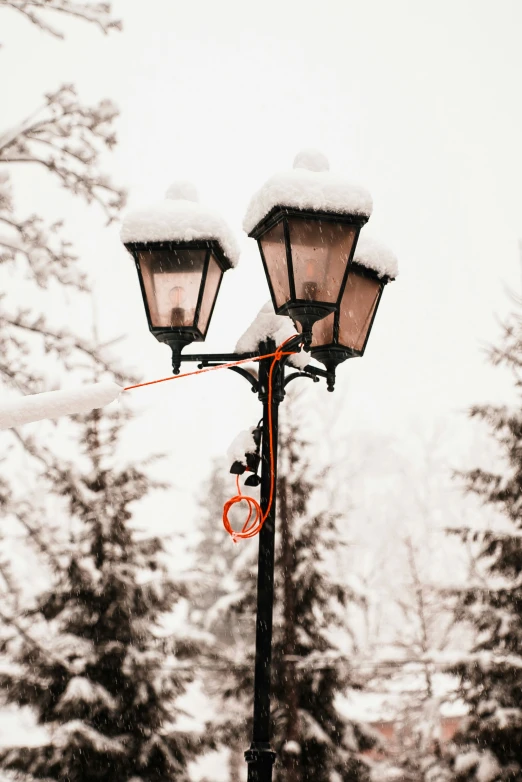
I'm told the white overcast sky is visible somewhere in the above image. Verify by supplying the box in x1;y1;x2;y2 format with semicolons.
3;0;522;537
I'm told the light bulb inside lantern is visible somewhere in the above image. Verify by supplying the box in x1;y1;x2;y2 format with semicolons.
303;261;318;300
169;286;186;327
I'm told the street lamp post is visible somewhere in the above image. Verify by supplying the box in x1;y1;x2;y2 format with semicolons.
120;150;397;782
245;337;282;782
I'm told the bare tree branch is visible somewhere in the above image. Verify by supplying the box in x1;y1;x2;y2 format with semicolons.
2;308;133;385
0;0;121;39
0;86;126;222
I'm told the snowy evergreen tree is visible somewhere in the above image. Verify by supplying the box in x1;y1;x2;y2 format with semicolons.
193;458;241;647
190;458;246;782
429;305;522;782
200;395;375;782
0;404;205;781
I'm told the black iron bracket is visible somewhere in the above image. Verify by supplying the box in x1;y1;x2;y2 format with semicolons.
226;366;259;393
184;351;260;364
171;336;335;395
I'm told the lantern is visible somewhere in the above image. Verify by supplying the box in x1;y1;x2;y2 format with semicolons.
309;235;397;373
244;149;373;334
121;182;239;370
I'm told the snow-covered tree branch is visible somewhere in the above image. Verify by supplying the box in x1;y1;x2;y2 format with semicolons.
0;0;121;39
0;85;125;223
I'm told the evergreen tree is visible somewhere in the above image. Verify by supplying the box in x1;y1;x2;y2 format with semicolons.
193;458;241;647
191;458;245;782
200;395;375;782
432;305;522;782
0;404;205;781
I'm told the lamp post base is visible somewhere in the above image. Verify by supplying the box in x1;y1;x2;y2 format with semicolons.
245;743;277;782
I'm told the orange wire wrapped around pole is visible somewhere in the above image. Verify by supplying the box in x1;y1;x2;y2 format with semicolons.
222;336;297;542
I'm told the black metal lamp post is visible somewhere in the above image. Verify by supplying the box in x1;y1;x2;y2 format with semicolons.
121;152;396;782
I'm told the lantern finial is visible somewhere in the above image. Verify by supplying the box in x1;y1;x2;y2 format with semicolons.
165;181;199;203
292;148;330;173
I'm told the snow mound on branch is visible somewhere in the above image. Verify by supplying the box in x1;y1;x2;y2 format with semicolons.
371;765;405;782
235;302;309;369
430;649;522;670
227;427;257;463
299;710;332;744
354;234;398;279
0;382;122;430
282;740;301;755
243;150;372;234
0;705;49;749
57;676;118;711
52;720;125;753
204;589;245;632
454;752;480;776
476;752;502;782
121;182;240;267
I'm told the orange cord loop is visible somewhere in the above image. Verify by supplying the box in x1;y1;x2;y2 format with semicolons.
222;337;299;542
223;474;263;543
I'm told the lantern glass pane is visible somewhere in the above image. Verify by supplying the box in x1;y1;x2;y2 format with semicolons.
259;221;291;308
288;219;357;302
338;271;381;352
137;248;206;329
197;253;222;335
311;312;335;347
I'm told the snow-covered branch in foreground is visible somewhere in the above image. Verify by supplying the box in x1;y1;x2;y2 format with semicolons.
0;85;125;222
0;0;121;39
0;382;122;429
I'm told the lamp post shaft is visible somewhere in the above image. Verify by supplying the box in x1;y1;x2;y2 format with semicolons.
245;341;282;782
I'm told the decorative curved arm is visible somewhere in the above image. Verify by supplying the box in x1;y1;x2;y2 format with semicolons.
172;336;334;394
227;365;259;393
284;371;320;388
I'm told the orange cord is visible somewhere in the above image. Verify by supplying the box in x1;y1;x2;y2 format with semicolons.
123;337;301;543
123;350;294;391
222;337;298;543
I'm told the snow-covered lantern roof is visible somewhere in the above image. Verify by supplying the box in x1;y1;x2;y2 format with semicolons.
243;149;373;335
309;233;398;372
121;182;239;371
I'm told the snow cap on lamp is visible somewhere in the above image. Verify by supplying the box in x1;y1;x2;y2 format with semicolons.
121;181;240;267
243;149;373;235
353;233;398;280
